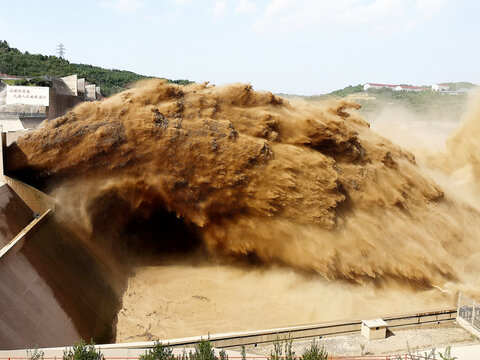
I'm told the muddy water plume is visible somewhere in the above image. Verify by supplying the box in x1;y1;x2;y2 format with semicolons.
6;80;480;291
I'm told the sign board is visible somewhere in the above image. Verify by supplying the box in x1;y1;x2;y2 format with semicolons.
6;86;50;106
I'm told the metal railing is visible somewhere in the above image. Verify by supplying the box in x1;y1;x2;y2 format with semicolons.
0;357;436;360
0;111;46;118
457;292;480;331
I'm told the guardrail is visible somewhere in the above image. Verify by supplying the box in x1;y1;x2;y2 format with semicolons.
0;355;437;360
151;308;456;348
68;308;454;351
0;308;457;358
0;112;46;118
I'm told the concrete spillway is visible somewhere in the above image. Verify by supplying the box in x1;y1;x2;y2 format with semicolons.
0;181;120;350
0;184;34;247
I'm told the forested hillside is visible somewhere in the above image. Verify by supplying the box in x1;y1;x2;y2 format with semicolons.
0;41;192;96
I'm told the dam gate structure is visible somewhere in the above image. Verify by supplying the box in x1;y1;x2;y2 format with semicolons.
0;131;120;350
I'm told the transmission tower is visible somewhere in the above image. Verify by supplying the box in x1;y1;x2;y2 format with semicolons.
56;43;66;59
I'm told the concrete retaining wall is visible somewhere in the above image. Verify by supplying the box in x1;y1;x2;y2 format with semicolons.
47;92;82;120
86;307;456;350
0;210;82;348
0;209;120;350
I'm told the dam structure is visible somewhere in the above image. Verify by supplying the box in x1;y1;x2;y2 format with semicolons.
0;131;119;349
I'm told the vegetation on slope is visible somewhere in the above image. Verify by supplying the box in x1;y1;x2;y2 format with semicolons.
329;84;363;97
0;40;192;96
357;87;471;121
303;83;477;122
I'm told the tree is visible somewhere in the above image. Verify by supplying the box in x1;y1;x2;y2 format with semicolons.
139;342;176;360
63;340;104;360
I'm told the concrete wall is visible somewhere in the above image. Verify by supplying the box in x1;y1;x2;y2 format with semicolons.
0;248;81;349
85;84;96;100
77;78;86;94
61;75;78;96
4;175;56;214
0;131;121;350
0;119;26;132
20;212;120;347
0;183;34;247
0;210;81;349
0;210;120;350
47;87;82;119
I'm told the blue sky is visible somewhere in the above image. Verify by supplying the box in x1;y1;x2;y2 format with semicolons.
0;0;479;95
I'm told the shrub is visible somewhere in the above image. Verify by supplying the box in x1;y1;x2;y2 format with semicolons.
29;77;51;87
26;346;44;360
190;338;216;360
13;78;28;85
301;339;328;360
269;334;295;360
284;336;295;360
139;342;176;360
439;346;457;360
178;349;189;360
218;349;228;360
269;336;282;360
63;340;104;360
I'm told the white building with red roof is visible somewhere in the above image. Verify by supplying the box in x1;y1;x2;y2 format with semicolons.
363;83;396;91
364;83;428;92
395;85;428;92
432;83;450;92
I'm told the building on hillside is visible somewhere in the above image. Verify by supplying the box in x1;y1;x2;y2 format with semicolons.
432;83;450;92
363;83;397;91
0;74;101;132
364;83;427;92
394;85;428;92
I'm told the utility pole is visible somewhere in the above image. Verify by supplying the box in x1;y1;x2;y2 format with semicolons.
56;43;66;59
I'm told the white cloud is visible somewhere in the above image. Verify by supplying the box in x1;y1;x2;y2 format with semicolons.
101;0;145;14
163;7;183;20
172;0;189;5
253;0;450;33
212;0;227;18
235;0;256;14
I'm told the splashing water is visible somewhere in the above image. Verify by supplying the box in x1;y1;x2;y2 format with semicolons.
7;80;480;339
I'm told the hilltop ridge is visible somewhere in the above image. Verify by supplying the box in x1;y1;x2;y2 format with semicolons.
0;41;192;96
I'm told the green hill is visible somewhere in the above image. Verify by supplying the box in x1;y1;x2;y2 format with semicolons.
0;40;192;96
302;82;478;122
